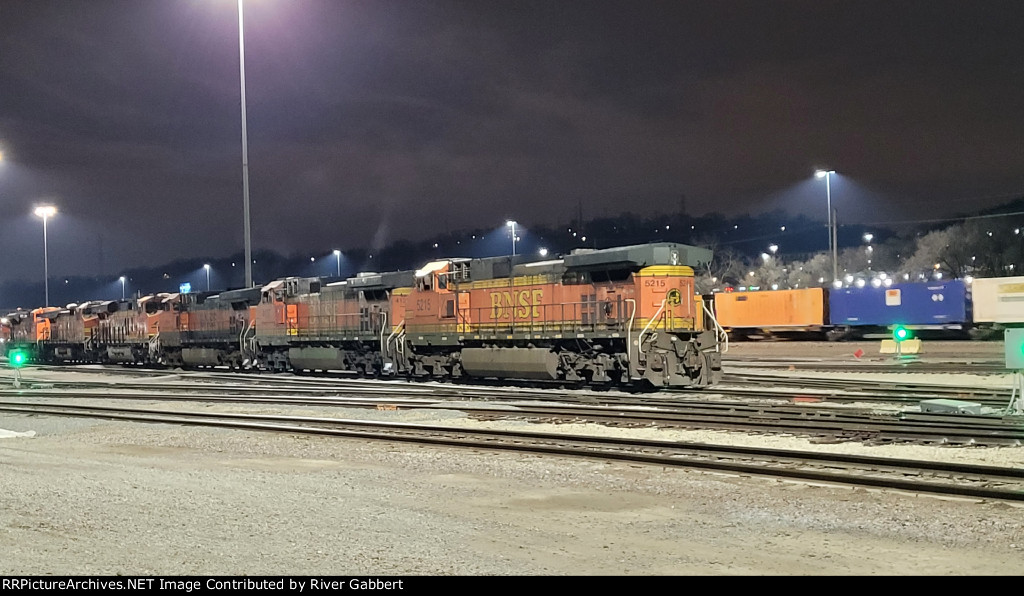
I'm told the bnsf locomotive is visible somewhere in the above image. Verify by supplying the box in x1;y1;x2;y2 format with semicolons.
2;242;724;389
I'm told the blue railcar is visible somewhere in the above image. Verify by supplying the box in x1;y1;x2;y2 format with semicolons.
827;281;969;337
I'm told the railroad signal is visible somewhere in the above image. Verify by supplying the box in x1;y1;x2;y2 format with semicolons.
7;348;27;388
1005;329;1024;414
892;326;911;342
1004;329;1024;370
8;349;28;368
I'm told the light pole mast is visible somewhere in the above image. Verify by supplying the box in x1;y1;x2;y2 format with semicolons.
42;215;49;305
238;0;253;288
34;205;57;306
506;220;517;256
815;170;837;282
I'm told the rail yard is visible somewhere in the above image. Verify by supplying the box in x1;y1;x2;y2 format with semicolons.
2;339;1022;574
4;0;1024;580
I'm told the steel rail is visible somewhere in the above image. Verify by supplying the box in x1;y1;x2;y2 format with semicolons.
2;401;1023;502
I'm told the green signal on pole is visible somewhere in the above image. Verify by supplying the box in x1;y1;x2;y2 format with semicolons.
893;326;910;342
9;349;28;368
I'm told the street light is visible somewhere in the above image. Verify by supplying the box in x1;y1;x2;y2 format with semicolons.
863;233;873;244
538;247;548;257
33;205;57;306
204;263;211;291
237;0;253;288
768;244;778;255
333;249;341;277
814;169;838;282
505;220;517;256
119;276;126;300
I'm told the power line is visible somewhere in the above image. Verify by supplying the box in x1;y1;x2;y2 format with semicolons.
847;209;1024;227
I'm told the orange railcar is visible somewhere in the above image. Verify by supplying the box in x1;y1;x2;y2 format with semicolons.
712;288;827;336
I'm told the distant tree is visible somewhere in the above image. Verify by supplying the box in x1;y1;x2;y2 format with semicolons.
786;254;831;288
751;254;785;289
900;226;976;280
694;245;746;293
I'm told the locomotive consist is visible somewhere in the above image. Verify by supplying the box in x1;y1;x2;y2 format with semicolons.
2;242;725;389
709;278;1019;340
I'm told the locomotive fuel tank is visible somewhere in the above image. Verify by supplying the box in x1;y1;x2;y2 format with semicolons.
460;346;560;380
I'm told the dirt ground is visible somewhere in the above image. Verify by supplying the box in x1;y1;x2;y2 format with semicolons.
1;413;1022;576
1;343;1022;575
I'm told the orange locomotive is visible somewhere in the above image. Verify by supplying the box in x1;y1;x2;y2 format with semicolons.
2;242;723;389
250;272;412;374
399;242;723;388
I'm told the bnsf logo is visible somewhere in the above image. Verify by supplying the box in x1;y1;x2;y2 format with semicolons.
490;289;544;319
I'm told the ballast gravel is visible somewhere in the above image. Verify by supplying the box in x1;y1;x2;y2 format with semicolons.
1;410;1022;575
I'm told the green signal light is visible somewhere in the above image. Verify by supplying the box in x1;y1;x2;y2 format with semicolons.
9;350;27;368
893;326;910;342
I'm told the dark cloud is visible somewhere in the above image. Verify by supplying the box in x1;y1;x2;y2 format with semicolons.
1;0;1023;283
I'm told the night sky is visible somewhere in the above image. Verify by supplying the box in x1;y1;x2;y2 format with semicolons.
1;0;1023;283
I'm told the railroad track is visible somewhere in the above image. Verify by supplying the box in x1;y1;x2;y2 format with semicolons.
4;387;1023;446
713;371;1013;407
5;361;1015;404
3;400;1022;502
3;362;1021;423
3;364;1012;401
723;357;1009;374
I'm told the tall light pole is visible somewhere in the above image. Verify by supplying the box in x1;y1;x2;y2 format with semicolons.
34;205;57;306
204;264;211;291
119;276;126;300
506;220;517;256
815;170;837;282
238;0;253;288
333;249;341;277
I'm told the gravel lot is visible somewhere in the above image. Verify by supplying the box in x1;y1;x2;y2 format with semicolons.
2;410;1023;575
1;344;1022;575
